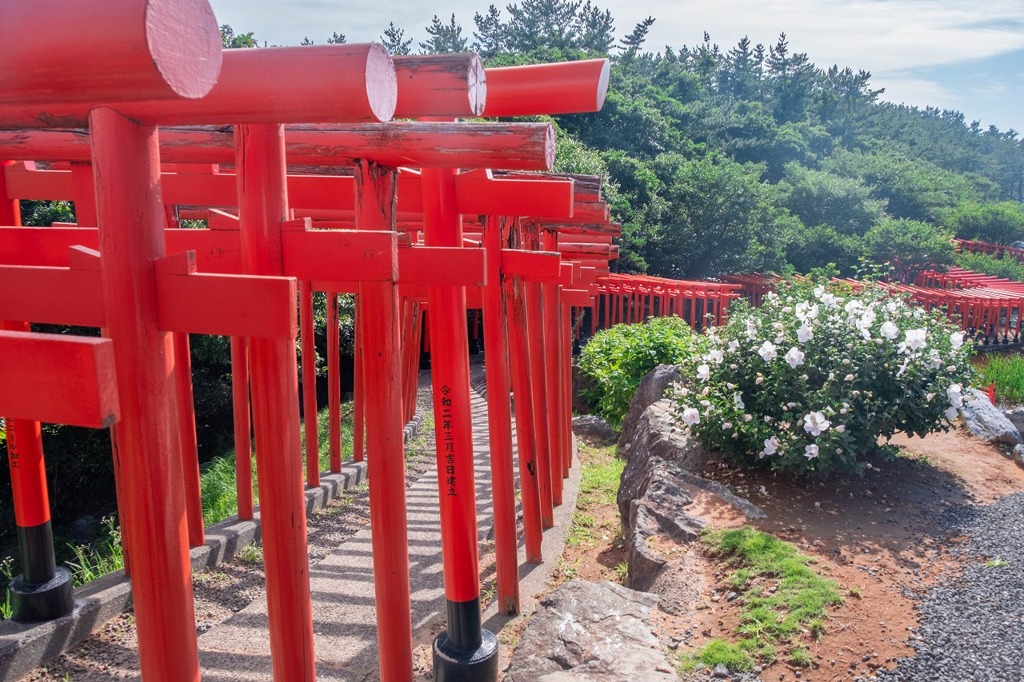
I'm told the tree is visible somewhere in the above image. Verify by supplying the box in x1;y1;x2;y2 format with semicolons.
863;218;954;281
619;16;654;56
505;0;582;52
472;5;506;58
220;24;257;49
777;163;884;236
300;36;314;46
419;14;469;54
327;32;346;44
940;200;1024;244
380;23;413;55
575;1;615;54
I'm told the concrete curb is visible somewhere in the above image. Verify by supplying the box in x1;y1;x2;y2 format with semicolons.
0;408;426;681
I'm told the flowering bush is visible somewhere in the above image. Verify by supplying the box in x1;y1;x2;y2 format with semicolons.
674;280;974;476
578;316;697;428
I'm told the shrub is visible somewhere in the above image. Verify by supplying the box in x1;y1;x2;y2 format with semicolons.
578;316;698;428
674;280;974;476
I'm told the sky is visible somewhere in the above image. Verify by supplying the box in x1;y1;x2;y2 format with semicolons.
208;0;1024;134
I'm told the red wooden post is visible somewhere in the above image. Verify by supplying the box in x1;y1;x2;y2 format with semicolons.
353;309;365;462
234;123;316;681
0;160;20;224
421;165;499;677
541;231;563;506
506;274;544;563
300;281;320;486
525;276;554;527
172;331;204;547
328;291;343;472
230;336;254;520
70;162;97;226
354;160;414;682
482;215;521;614
89;107;199;681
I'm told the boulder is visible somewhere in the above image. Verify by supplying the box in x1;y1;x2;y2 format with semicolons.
505;580;678;682
1005;407;1024;435
572;415;617;443
961;388;1023;445
618;400;711;526
617;364;682;448
1013;444;1024;469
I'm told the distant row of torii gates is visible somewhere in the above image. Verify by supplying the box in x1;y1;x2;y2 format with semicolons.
0;2;732;680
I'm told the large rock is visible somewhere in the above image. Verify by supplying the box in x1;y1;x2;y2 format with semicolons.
1005;407;1024;435
617;364;682;448
618;399;714;527
572;415;617;443
505;580;678;682
962;388;1023;445
1013;444;1024;469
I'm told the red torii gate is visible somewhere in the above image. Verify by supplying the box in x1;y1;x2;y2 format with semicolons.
1;7;611;679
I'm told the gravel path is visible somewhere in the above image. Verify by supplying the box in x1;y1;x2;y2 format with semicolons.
874;492;1024;682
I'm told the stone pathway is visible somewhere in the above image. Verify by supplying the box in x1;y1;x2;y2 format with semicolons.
198;378;499;680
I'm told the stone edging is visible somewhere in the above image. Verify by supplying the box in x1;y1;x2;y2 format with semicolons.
0;407;425;681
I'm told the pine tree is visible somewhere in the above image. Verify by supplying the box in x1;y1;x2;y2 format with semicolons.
380;22;412;55
419;14;469;54
327;32;346;44
472;5;505;59
619;16;654;56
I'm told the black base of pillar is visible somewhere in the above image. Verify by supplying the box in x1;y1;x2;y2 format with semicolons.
10;566;75;623
432;628;499;682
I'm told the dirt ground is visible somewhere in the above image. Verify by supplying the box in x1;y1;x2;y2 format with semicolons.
565;426;1024;681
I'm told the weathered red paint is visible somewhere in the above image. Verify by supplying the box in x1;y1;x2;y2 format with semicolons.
172;331;204;547
300;281;320;487
0;44;394;127
230;337;254;521
0;0;222;104
355;160;414;682
89;107;199;681
234;123;316;681
393;53;486;119
327;291;343;473
482;215;521;614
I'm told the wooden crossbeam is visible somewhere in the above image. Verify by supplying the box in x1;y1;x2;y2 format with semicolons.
0;330;119;428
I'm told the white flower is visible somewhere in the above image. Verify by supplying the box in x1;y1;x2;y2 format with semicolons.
803;411;831;436
797;324;814;343
755;375;764;385
820;292;838;308
745;320;758;340
758;341;777;362
743;414;753;422
795;301;819;322
762;436;780;456
681;407;700;425
804;444;819;460
880;321;899;340
722;422;733;430
784;347;805;369
835;424;846;433
950;331;965;349
926;393;935;402
926;350;942;370
696;364;711;382
944;406;959;420
844;374;855;382
728;339;740;352
947;383;963;409
845;300;864;316
904;328;927;351
706;349;725;365
813;285;826;298
733;392;745;410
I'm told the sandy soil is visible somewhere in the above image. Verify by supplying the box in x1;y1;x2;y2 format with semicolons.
595;426;1024;681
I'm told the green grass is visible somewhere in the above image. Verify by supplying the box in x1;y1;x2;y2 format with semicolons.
65;516;125;587
686;527;844;673
200;402;356;526
974;353;1024;404
562;442;625;553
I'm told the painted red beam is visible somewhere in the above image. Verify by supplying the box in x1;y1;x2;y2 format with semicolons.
0;123;556;170
393;53;486;119
0;45;395;127
0;331;119;428
481;59;609;117
0;0;221;105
